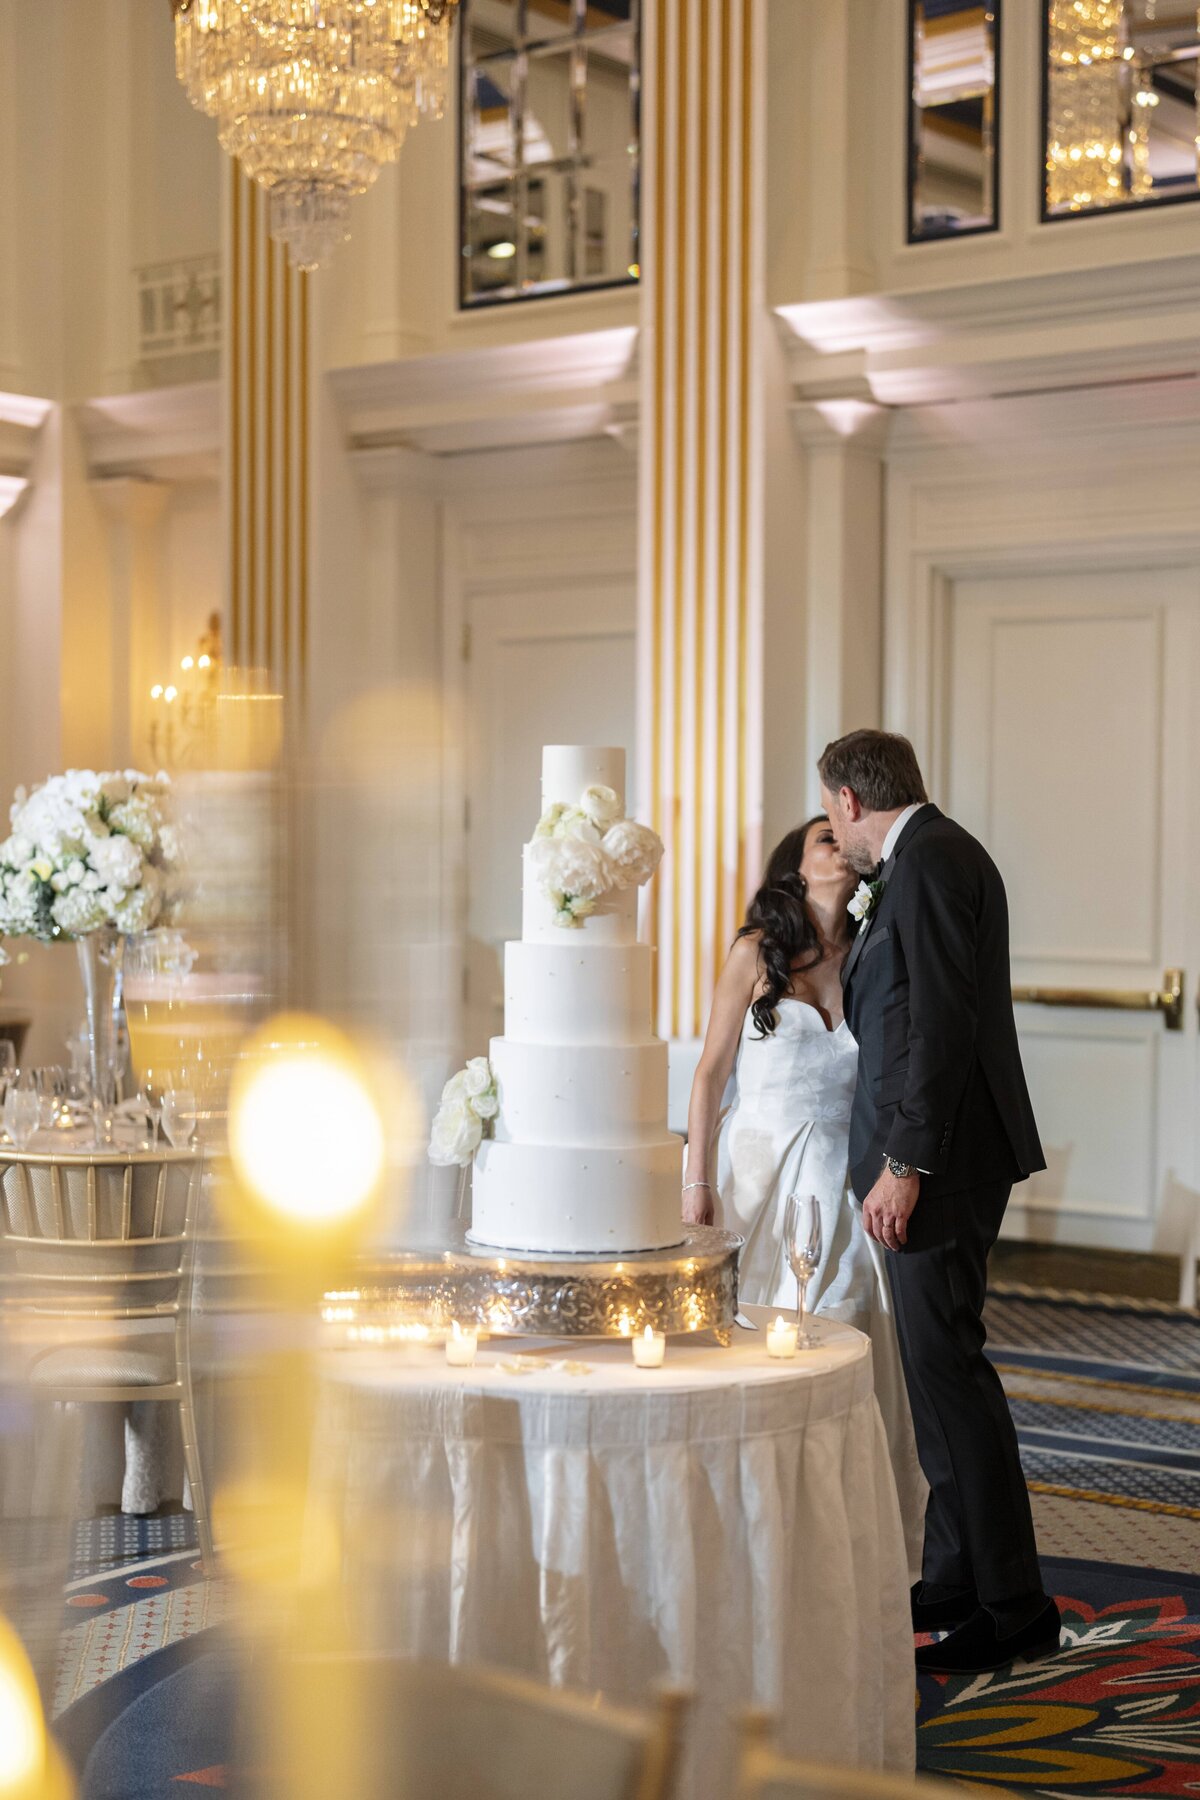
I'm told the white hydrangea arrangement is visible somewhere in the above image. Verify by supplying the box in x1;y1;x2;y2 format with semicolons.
0;769;178;943
528;783;664;929
428;1057;499;1167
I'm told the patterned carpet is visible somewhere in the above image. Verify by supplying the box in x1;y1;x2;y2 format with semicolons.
915;1286;1200;1793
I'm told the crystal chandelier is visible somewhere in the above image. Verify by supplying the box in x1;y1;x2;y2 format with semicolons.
1046;0;1129;212
171;1;460;270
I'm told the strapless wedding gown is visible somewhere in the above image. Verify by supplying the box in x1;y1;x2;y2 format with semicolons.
714;999;927;1576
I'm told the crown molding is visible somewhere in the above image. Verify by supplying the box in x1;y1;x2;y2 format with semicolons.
776;254;1200;407
78;381;221;481
331;327;639;456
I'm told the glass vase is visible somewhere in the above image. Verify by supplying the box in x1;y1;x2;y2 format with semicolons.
76;927;126;1145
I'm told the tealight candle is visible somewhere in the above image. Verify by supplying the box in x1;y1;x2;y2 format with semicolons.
631;1325;666;1369
766;1316;799;1359
445;1322;479;1367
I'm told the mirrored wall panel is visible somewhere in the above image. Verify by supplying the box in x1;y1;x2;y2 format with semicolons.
907;1;1000;240
1044;0;1200;218
461;0;640;306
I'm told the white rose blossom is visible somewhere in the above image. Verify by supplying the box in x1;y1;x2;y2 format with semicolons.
428;1056;500;1165
579;784;622;831
600;819;664;889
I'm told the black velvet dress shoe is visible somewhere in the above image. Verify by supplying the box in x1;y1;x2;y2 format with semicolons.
911;1583;978;1633
915;1599;1062;1674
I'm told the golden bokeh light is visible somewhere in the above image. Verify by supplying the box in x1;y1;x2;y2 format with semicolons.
0;1613;47;1798
229;1014;385;1230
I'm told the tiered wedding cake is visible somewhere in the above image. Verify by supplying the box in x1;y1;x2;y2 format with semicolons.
468;746;684;1256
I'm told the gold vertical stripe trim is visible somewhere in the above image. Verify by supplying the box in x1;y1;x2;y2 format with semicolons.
247;178;259;670
651;0;668;991
693;0;710;1034
282;263;293;693
266;232;276;678
230;161;242;664
670;0;691;1041
735;0;753;915
715;0;732;971
298;270;310;703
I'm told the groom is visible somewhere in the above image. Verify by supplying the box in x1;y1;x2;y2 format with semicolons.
818;729;1059;1675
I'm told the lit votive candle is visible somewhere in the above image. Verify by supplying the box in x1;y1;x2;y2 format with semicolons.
766;1316;799;1359
445;1322;479;1367
631;1325;667;1369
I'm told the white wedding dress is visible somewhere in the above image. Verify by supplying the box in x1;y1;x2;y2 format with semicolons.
715;999;927;1576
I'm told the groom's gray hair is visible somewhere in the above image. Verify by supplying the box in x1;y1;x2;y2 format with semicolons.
818;730;928;813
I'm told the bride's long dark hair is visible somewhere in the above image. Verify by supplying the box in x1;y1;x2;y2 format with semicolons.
736;816;851;1039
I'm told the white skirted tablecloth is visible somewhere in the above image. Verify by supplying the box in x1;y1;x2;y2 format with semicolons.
314;1305;915;1789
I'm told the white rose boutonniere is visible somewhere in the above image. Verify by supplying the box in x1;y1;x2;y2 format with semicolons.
848;876;886;934
428;1058;500;1166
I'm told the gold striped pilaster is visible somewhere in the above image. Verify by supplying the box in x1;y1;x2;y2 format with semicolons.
640;0;762;1041
227;162;311;703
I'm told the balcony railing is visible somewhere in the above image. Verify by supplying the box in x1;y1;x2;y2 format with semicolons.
136;254;221;362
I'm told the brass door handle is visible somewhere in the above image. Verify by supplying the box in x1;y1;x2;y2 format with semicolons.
1012;968;1184;1032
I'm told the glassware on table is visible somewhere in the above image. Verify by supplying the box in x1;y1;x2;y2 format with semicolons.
784;1192;823;1349
31;1066;68;1130
161;1086;197;1151
5;1084;41;1150
137;1090;162;1151
0;1041;16;1085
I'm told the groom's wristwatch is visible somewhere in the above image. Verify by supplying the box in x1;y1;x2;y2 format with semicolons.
886;1157;916;1179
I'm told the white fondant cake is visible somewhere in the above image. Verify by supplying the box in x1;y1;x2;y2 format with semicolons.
469;746;684;1256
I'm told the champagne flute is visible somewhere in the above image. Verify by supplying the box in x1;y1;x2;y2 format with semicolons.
162;1086;196;1151
6;1084;41;1151
784;1192;823;1348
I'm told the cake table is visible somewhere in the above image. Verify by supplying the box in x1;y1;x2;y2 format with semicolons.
313;1306;915;1795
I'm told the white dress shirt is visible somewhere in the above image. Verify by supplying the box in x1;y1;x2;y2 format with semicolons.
881;802;925;866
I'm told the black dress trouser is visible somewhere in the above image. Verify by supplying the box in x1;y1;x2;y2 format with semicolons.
884;1179;1042;1609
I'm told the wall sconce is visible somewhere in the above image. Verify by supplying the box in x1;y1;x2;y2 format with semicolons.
149;611;223;769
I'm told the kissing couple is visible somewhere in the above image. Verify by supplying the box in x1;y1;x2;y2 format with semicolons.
685;728;1060;1675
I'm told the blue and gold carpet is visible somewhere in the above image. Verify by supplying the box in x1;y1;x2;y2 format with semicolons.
915;1286;1200;1793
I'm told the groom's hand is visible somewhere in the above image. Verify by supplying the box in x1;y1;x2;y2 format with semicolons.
862;1169;920;1252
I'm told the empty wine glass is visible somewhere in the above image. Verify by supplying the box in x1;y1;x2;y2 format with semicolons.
784;1192;823;1348
138;1090;162;1151
5;1084;41;1150
161;1086;196;1151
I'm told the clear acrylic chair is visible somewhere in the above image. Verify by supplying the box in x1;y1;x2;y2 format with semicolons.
0;1144;213;1572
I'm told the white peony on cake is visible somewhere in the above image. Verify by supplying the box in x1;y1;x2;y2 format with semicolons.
467;746;685;1256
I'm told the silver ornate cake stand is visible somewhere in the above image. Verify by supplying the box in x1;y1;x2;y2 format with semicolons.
328;1224;744;1345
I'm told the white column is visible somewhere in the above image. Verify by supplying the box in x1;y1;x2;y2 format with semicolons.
792;402;888;809
92;478;169;769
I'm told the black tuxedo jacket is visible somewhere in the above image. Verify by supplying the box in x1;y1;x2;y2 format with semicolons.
841;804;1045;1202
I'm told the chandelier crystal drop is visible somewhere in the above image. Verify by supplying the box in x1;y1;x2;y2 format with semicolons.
172;0;459;270
1046;0;1129;212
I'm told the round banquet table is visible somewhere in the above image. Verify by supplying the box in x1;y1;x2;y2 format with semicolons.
313;1305;916;1792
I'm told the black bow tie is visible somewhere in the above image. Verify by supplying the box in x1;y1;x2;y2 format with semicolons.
872;861;884;882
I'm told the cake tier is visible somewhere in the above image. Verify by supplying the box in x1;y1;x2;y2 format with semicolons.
522;844;638;946
490;1037;666;1146
470;1138;684;1255
504;941;653;1045
542;745;625;810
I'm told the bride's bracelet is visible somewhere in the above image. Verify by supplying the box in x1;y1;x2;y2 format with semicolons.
682;1181;712;1193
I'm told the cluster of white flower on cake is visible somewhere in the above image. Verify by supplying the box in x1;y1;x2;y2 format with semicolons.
429;1056;498;1167
0;770;178;944
528;783;663;929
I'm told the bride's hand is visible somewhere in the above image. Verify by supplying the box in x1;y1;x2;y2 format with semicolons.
682;1181;715;1227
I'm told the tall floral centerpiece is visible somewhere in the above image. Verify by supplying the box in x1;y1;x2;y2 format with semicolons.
0;771;178;1136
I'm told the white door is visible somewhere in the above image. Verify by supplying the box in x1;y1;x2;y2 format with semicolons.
947;564;1200;1256
462;579;636;1056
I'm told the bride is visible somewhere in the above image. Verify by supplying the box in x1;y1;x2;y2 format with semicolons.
683;815;926;1571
